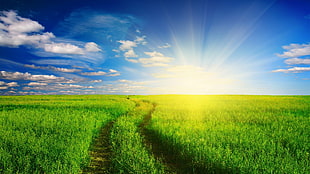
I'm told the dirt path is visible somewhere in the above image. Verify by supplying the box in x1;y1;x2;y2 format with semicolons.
139;102;183;174
82;99;185;173
82;121;114;174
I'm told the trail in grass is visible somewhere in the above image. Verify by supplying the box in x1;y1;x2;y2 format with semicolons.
82;121;114;174
83;99;178;173
140;100;217;174
139;102;181;174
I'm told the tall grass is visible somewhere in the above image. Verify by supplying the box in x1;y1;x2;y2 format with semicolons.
1;95;309;173
144;95;310;173
110;99;166;174
0;95;135;173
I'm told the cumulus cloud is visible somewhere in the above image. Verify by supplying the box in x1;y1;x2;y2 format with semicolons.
7;82;18;87
0;10;101;56
274;43;310;74
124;49;138;57
109;69;118;73
24;83;94;91
137;51;173;67
277;43;310;58
39;41;101;56
135;36;147;45
118;40;137;51
0;10;54;47
43;43;84;54
272;67;310;73
158;43;171;49
0;11;43;33
85;42;101;52
117;79;147;85
90;79;102;83
284;58;310;65
24;64;81;73
81;71;107;76
125;58;139;63
0;81;18;90
81;69;120;76
117;36;147;58
0;70;69;82
28;82;48;86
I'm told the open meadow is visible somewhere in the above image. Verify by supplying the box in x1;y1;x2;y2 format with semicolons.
0;95;309;173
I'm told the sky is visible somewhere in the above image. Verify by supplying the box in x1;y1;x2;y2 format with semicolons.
0;0;310;95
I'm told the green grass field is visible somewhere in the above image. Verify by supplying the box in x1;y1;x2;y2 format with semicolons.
0;95;309;173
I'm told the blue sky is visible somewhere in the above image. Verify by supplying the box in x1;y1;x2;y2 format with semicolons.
0;0;309;95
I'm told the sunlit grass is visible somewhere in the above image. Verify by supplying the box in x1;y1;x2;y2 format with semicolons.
110;99;165;173
0;95;135;173
0;95;309;173
143;95;310;173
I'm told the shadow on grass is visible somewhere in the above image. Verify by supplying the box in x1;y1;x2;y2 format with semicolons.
143;128;242;174
139;102;241;174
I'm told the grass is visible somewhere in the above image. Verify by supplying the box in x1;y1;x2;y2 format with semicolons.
142;95;310;173
0;95;309;173
0;95;135;173
110;99;165;173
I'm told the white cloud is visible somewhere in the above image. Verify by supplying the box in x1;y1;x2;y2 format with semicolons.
58;84;84;88
28;82;48;86
90;80;102;83
81;71;107;76
158;43;171;48
24;64;81;73
117;79;147;85
118;40;137;51
51;67;81;73
109;69;118;73
0;86;8;90
107;73;121;77
112;49;120;53
6;82;18;87
275;43;310;74
272;67;310;73
0;81;18;89
117;36;147;58
0;11;44;33
124;51;173;67
144;51;164;57
0;70;69;82
0;10;101;57
43;42;84;54
135;36;147;45
0;10;55;47
137;51;173;67
85;42;101;52
277;43;310;58
124;49;138;57
284;58;310;65
125;58;139;63
80;69;120;76
23;83;94;91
